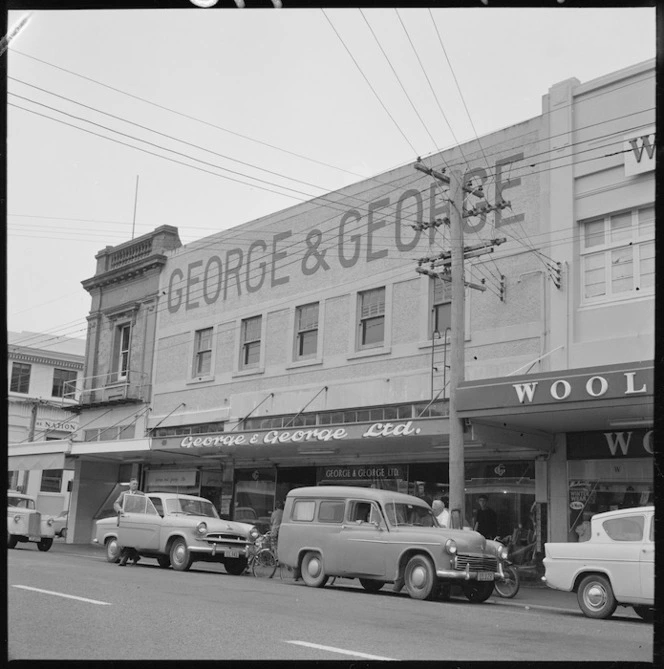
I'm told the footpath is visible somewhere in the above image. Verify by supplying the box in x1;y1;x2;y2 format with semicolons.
50;539;580;613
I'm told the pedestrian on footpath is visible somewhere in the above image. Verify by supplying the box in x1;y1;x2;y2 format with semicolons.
473;495;498;539
432;499;450;528
113;477;144;566
270;500;284;551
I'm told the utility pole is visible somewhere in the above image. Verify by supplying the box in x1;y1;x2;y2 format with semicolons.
27;400;39;442
415;159;510;528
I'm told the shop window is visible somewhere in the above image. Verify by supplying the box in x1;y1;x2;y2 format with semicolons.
580;205;654;303
193;327;213;377
111;323;131;382
358;287;385;348
432;276;452;337
318;500;345;523
52;368;78;398
234;467;275;532
602;516;644;542
295;302;319;359
40;469;63;493
10;362;31;394
292;500;316;522
241;316;262;369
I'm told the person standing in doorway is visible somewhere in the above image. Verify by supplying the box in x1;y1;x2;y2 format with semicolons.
473;495;498;539
113;477;144;566
270;500;284;551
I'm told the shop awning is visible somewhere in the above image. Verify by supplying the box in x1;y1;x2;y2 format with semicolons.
8;452;66;471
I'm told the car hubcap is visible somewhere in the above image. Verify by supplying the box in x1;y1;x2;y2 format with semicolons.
411;565;427;588
308;557;321;577
174;544;185;563
586;584;606;609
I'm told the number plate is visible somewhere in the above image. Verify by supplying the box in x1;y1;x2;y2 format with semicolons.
226;549;239;559
477;571;494;581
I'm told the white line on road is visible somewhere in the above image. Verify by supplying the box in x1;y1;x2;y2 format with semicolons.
13;585;112;606
286;640;396;661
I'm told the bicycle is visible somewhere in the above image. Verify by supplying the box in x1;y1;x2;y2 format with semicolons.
493;535;521;599
248;531;279;578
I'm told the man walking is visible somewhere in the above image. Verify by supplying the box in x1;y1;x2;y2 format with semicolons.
473;495;497;539
113;477;144;566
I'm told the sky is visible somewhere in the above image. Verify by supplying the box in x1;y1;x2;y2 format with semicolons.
6;6;656;349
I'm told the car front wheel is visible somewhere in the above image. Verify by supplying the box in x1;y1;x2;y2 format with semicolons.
7;533;18;549
461;581;494;603
170;538;193;572
61;528;67;539
37;538;53;552
577;574;617;619
106;537;121;563
301;551;328;587
404;554;436;600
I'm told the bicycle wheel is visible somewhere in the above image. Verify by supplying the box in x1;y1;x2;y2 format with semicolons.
252;548;278;578
494;565;520;599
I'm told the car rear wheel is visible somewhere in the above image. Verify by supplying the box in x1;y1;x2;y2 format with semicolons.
301;551;328;588
37;538;53;552
61;528;67;539
359;578;385;593
7;533;18;549
170;538;193;571
106;537;121;563
462;581;494;603
633;606;654;622
404;554;436;600
225;557;248;575
157;556;171;569
577;575;617;619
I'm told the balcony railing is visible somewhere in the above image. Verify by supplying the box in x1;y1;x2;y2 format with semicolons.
63;370;151;408
108;239;153;270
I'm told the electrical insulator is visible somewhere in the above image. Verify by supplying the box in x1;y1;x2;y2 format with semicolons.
552;262;562;289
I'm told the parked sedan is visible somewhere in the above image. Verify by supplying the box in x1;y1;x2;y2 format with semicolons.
543;506;654;620
93;492;260;574
51;510;68;538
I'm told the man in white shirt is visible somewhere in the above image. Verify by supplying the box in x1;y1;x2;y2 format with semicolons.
432;499;450;528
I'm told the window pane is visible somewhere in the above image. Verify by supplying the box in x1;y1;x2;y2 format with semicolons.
434;303;451;334
297;303;319;331
196;350;212;375
583;253;606;299
602;516;644;541
244;341;260;366
610;212;632;244
637;206;654;238
433;277;451;304
384;407;398;420
639;241;655;290
318;500;345;523
52;368;77;398
292;500;316;522
583;219;605;248
362;316;384;346
197;328;212;351
40;469;63;493
10;363;31;394
357;410;370;422
397;405;412;419
298;330;317;357
611;247;633;293
360;288;385;318
243;317;261;342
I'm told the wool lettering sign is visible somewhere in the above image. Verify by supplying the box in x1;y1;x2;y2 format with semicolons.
165;155;524;314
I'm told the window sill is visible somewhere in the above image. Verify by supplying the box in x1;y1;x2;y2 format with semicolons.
347;346;391;361
286;358;323;370
579;292;654;310
186;375;215;385
232;367;265;379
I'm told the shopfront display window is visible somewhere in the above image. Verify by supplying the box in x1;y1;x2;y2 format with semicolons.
567;458;653;542
233;468;275;532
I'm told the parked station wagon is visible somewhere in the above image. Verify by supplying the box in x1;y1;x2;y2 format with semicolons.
93;492;260;574
278;486;508;602
543;506;654;620
7;491;55;552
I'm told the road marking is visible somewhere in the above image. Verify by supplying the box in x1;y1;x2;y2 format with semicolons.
13;585;112;606
286;640;396;661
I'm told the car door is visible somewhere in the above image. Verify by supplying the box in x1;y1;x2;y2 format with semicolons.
600;514;644;600
339;500;387;577
639;513;654;602
117;494;161;550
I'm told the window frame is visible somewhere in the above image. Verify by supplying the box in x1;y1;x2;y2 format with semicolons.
357;287;386;350
10;362;31;394
240;315;262;370
295;302;319;360
40;469;63;493
192;327;214;378
52;368;78;399
431;276;452;338
112;322;132;382
580;205;654;305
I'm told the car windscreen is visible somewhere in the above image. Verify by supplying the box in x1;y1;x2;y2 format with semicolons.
165;498;219;518
8;497;35;510
384;502;437;527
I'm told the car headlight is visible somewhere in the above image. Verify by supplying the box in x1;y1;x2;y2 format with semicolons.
196;521;207;535
444;539;457;555
499;545;509;561
14;515;21;523
47;518;54;526
249;526;260;541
